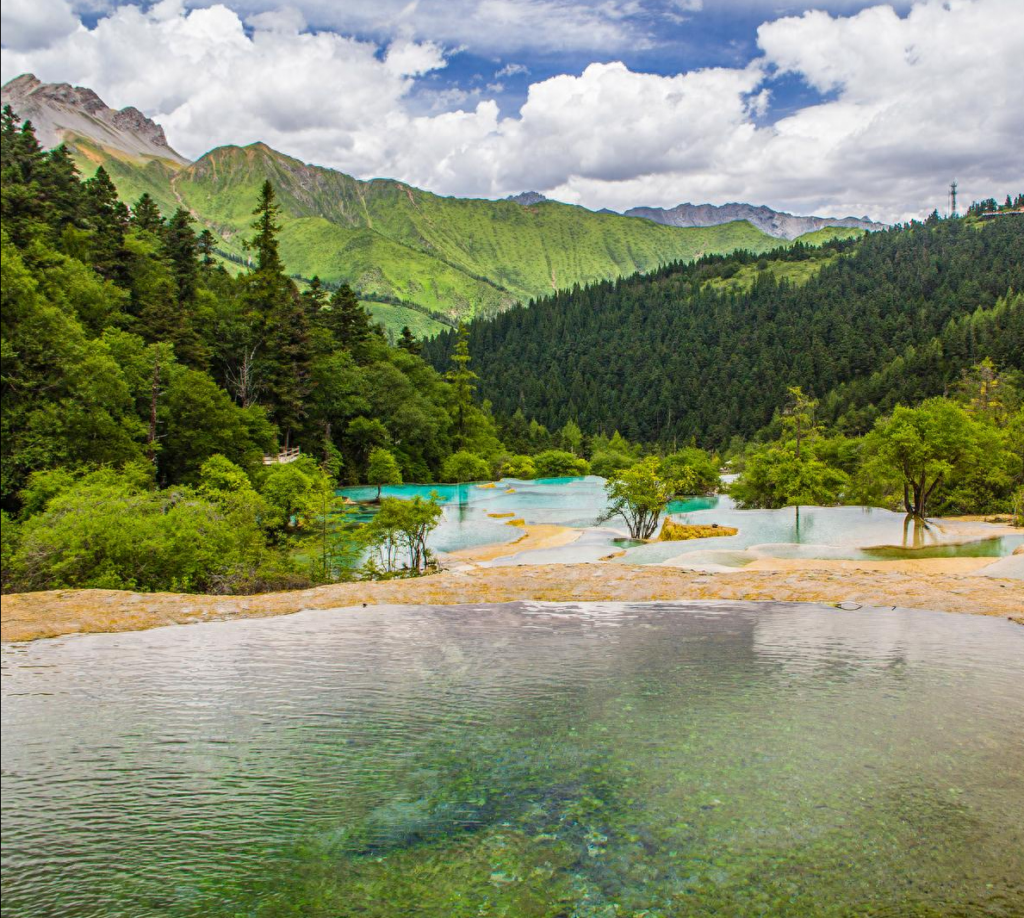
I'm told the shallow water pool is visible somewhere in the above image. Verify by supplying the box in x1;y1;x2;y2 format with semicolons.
2;602;1022;917
340;478;1022;567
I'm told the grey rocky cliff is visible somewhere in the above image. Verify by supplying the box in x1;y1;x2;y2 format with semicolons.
1;73;188;165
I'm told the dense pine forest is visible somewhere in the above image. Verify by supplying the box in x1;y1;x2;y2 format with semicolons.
428;216;1023;447
427;208;1024;519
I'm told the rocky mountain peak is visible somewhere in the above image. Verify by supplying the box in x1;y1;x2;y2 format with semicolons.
506;191;548;206
1;73;188;165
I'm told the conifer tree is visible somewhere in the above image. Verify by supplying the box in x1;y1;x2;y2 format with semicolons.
163;208;199;306
1;110;48;245
197;229;216;266
301;275;329;313
317;284;372;353
83;166;129;282
131;193;164;233
397;326;422;355
250;179;284;274
39;145;84;232
244;181;310;442
446;323;478;448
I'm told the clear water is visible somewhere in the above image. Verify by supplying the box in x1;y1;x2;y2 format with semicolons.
2;603;1022;917
340;478;611;554
339;478;1022;566
624;504;1024;568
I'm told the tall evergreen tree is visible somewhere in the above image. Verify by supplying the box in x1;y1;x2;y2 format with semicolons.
317;284;372;354
243;181;310;442
38;145;84;233
301;275;329;313
131;193;164;234
1;109;48;245
446;322;478;448
397;326;422;355
163;208;199;306
250;179;284;274
197;228;216;266
83;166;130;283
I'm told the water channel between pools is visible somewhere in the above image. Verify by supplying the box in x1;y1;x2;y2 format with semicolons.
2;601;1022;917
339;476;1023;568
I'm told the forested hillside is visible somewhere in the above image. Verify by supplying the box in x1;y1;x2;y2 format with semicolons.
0;109;509;592
431;216;1024;447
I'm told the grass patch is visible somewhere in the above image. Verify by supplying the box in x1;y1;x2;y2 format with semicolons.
366;302;452;340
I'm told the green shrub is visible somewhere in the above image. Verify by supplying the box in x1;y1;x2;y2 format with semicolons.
6;467;271;593
661;447;721;495
500;454;537;479
533;449;590;478
1;511;20;589
440;450;492;482
589;449;635;479
601;457;677;540
359;495;443;574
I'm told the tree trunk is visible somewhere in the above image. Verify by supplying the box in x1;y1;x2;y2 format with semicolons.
921;474;943;519
147;357;161;465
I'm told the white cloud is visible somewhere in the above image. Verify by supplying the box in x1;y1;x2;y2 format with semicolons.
383;38;447;77
494;62;529;78
215;0;648;53
0;2;464;177
1;0;1021;222
1;0;80;51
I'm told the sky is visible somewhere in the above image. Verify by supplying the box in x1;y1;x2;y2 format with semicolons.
1;0;1022;223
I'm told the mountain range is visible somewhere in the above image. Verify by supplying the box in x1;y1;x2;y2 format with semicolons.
2;74;870;333
621;202;884;240
514;190;882;239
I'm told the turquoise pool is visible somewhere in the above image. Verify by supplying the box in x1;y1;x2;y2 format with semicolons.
340;477;1023;568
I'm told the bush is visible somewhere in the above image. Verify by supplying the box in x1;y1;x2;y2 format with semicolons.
6;467;271;593
661;447;721;495
1;511;20;590
259;457;331;533
533;449;590;478
500;454;537;479
440;450;492;482
589;449;635;478
731;445;849;509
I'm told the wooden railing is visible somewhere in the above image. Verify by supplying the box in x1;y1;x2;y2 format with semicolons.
262;447;301;465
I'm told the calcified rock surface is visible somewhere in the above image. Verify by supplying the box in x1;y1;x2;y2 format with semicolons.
3;565;1021;643
623;201;884;239
1;73;188;164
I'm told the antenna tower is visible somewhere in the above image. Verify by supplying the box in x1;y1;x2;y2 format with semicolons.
949;180;958;217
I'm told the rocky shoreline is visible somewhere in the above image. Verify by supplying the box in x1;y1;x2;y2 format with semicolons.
2;564;1021;643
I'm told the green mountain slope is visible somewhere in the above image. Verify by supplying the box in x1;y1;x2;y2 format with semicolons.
64;137;828;330
71;135;184;213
